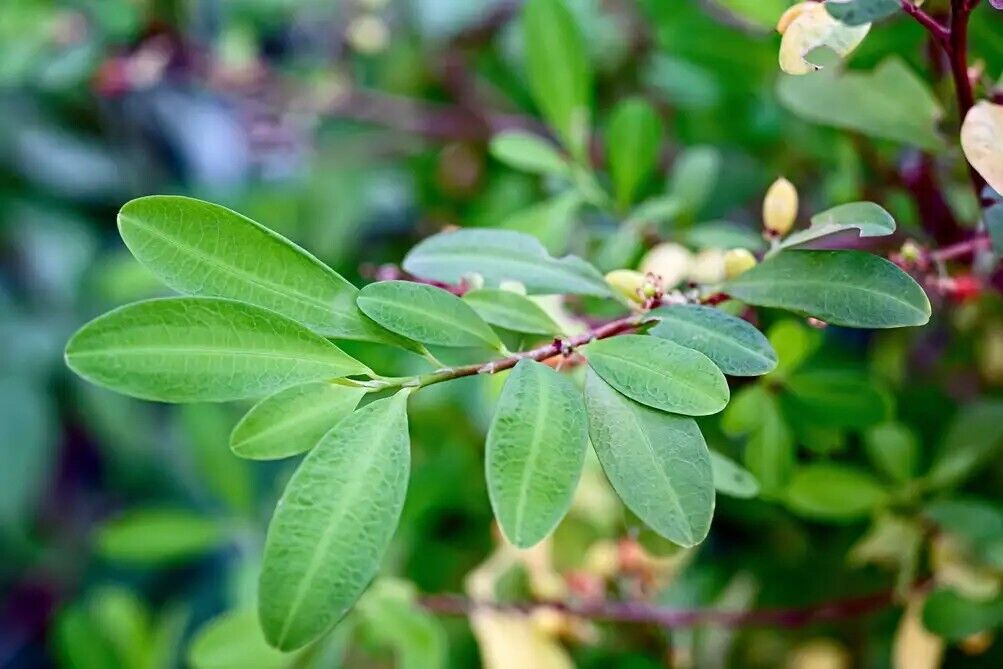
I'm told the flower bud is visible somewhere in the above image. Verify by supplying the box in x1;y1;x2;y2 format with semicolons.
639;243;692;289
346;15;389;54
763;177;798;236
724;248;757;279
604;269;647;303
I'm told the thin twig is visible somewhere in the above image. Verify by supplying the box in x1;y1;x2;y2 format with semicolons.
420;581;925;629
898;1;950;43
929;234;991;262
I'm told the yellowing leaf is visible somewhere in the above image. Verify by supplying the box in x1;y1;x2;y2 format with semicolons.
893;594;943;669
778;3;870;75
470;611;573;669
961;101;1003;196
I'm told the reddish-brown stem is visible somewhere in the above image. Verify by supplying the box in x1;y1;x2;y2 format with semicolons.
415;311;650;388
899;1;950;42
420;581;926;629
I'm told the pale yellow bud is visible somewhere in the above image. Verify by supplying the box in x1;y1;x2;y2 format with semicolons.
763;177;799;235
776;2;813;35
687;249;727;285
346;15;389;54
464;272;486;291
724;248;757;279
639;243;693;289
497;279;525;295
787;638;851;669
530;607;567;636
583;540;620;578
604;269;646;304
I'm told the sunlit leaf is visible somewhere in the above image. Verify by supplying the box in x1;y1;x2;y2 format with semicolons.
725;250;931;328
357;281;502;349
648;305;777;376
117;196;408;348
487;360;588;548
96;508;223;565
584;370;714;546
777;201;895;251
259;392;410;651
785;464;888;521
230;382;366;460
607;98;663;209
490;131;570;176
586;335;729;415
522;0;592;156
463;289;562;335
65;298;370;403
961;101;1003;196
778;2;870;75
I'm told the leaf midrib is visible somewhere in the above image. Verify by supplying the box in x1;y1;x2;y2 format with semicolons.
68;345;353;368
730;272;926;317
275;406;398;647
360;294;497;347
657;317;774;368
512;367;549;545
123;216;351;320
234;388;360;453
592;347;722;407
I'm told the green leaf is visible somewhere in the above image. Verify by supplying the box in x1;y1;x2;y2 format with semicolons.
117;196;407;348
357;281;502;350
926;401;1003;489
667;145;721;215
777;57;944;151
784;464;888;522
725;250;931;328
95;508;223;565
356;579;447;669
607;98;663;209
648;305;777;376
777;201;895;251
723;385;795;495
683;221;766;252
584;370;714;546
922;589;1003;641
710;450;760;499
188;609;291;669
521;0;592;156
462;289;562;335
179;404;253;513
402;228;611;297
864;422;918;483
486;359;588;548
490;131;570;176
585;335;729;416
924;499;1003;568
783;369;892;429
501;192;584;255
259;391;410;651
65;297;370;403
230;382;367;460
826;0;901;26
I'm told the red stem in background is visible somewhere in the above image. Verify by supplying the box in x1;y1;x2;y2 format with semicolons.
420;582;921;629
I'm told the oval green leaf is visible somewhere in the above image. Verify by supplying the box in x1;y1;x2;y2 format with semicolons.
522;0;592;155
710;450;760;499
463;289;562;335
230;382;367;460
486;359;588;548
357;281;502;349
607;98;663;209
95;508;223;565
402;228;611;297
65;298;370;403
648;305;777;376
118;195;409;348
922;588;1003;641
584;370;714;546
725;250;931;328
784;464;888;522
783;369;892;429
259;391;411;651
777;201;895;251
188;609;291;669
489;131;570;176
585;335;729;416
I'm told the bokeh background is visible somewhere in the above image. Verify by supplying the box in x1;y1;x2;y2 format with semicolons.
2;1;1003;667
